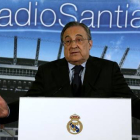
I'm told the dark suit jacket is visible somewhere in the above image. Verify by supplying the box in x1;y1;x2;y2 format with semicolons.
1;56;140;124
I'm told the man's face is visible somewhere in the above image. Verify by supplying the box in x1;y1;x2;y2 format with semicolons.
63;26;92;65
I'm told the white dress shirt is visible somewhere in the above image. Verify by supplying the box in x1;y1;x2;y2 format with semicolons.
68;62;86;84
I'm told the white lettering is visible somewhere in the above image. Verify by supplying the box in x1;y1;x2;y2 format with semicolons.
125;4;129;28
98;10;112;28
15;2;31;26
40;9;56;27
115;5;123;28
0;8;13;27
80;10;95;28
34;2;38;26
131;10;140;28
59;3;77;27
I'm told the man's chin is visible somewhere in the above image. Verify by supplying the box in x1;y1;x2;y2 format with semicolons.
69;57;82;62
67;57;85;65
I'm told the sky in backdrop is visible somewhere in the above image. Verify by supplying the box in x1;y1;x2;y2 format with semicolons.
0;0;140;68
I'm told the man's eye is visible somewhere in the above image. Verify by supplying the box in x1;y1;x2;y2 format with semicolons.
66;40;71;43
64;40;72;45
76;38;82;42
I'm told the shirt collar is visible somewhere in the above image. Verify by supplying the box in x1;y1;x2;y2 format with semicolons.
68;61;86;71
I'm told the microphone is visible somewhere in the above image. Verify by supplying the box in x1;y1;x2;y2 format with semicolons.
88;82;110;97
87;82;102;96
53;81;70;96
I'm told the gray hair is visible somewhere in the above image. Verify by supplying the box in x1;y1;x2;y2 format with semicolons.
61;21;92;43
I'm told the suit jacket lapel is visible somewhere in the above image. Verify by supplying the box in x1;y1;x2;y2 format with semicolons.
51;56;101;97
83;56;101;97
51;58;73;97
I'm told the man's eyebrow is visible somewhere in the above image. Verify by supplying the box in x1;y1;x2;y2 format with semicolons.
64;35;70;39
64;34;83;39
76;34;83;37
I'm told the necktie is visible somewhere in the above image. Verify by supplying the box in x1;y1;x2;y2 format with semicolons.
71;65;83;97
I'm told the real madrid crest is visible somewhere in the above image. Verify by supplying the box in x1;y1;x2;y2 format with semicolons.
67;114;83;134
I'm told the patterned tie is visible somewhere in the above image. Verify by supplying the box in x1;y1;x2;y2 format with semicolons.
71;65;83;97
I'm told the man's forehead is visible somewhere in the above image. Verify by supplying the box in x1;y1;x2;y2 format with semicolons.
64;26;85;32
63;26;87;38
64;34;83;39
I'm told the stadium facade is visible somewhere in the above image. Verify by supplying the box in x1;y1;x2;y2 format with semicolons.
0;42;140;140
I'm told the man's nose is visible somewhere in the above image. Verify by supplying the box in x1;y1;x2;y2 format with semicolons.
71;40;78;48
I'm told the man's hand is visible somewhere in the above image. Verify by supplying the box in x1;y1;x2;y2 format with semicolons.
0;96;9;118
0;124;4;129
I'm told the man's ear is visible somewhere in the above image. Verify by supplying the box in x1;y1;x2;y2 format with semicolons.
89;40;93;50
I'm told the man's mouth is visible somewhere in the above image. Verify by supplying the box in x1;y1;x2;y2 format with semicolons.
70;52;79;54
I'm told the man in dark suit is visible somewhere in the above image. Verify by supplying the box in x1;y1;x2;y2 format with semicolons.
0;21;140;124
